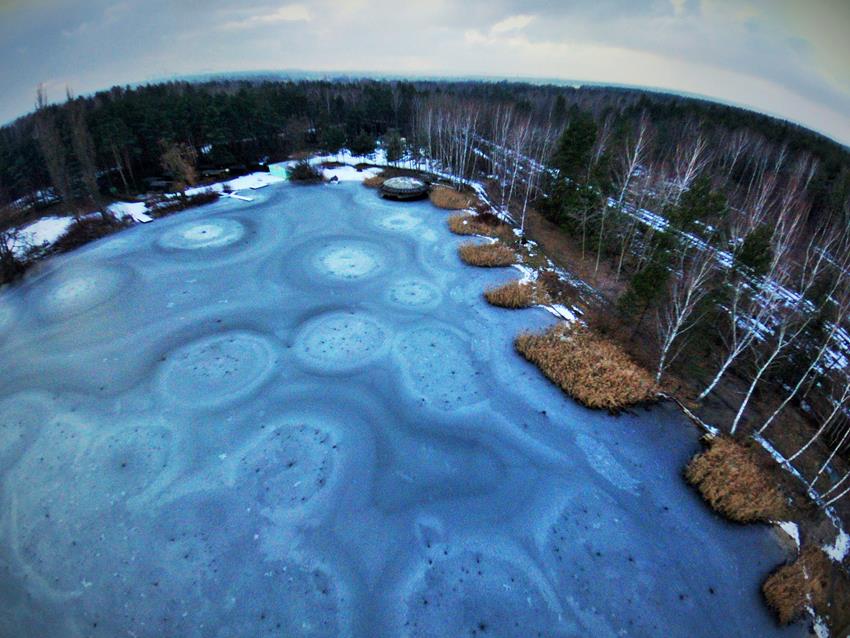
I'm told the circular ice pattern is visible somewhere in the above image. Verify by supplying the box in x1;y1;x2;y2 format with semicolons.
394;326;485;410
0;394;45;466
294;310;388;372
208;557;352;638
159;331;277;407
158;218;246;250
387;279;441;310
88;425;173;500
9;412;160;596
376;211;422;232
399;544;566;637
37;265;126;319
237;421;341;515
311;240;386;281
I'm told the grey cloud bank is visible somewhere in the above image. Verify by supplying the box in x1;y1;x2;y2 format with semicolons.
0;0;848;143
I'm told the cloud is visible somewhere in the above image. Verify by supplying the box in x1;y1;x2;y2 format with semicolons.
218;4;311;31
491;14;534;34
0;0;847;144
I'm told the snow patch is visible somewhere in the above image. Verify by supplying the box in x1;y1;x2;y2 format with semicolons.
822;529;849;562
226;172;285;191
108;201;153;223
511;263;537;283
774;521;800;550
544;304;579;323
9;217;75;256
323;165;381;183
812;612;830;638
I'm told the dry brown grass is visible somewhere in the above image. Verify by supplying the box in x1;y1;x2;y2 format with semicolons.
430;186;477;210
762;547;831;624
448;213;491;235
363;172;387;188
446;213;513;240
684;436;789;523
485;280;551;309
458;242;516;267
515;324;658;411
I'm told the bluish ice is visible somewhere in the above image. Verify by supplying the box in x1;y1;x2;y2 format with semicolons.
0;181;802;637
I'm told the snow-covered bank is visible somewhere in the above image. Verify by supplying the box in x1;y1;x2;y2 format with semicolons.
5;171;287;257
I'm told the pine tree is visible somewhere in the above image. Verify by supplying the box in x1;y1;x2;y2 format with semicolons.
551;110;597;183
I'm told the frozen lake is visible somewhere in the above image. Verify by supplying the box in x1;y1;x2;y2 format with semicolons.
0;182;801;637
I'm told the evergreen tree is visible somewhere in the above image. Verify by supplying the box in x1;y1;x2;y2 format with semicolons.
551;110;597;183
618;253;671;330
735;224;773;277
349;131;375;156
669;176;726;232
321;126;346;155
384;130;403;164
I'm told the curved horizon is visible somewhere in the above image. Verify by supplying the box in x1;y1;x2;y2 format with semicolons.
0;1;848;145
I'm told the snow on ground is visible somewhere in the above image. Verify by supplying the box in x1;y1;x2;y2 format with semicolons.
322;165;381;183
107;201;153;223
225;172;285;191
185;171;286;198
511;263;537;283
775;521;801;550
812;613;830;638
7;171;287;256
544;304;579;323
221;192;253;202
823;528;849;562
7;217;75;256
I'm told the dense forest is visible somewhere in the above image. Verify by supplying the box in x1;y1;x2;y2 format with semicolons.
0;78;848;223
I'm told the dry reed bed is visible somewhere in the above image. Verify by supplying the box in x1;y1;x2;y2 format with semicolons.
485;280;551;309
430;186;477;210
515;324;657;411
762;547;832;624
684;436;788;523
363;172;387;188
458;242;516;267
447;213;513;240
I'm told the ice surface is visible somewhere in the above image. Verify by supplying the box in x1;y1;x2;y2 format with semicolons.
0;182;804;637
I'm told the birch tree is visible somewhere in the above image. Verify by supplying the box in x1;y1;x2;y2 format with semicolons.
655;243;716;383
792;377;850;469
757;231;850;435
668;128;710;207
729;208;826;434
615;113;652;208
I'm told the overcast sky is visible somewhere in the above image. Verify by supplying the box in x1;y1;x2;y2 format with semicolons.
1;0;848;144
